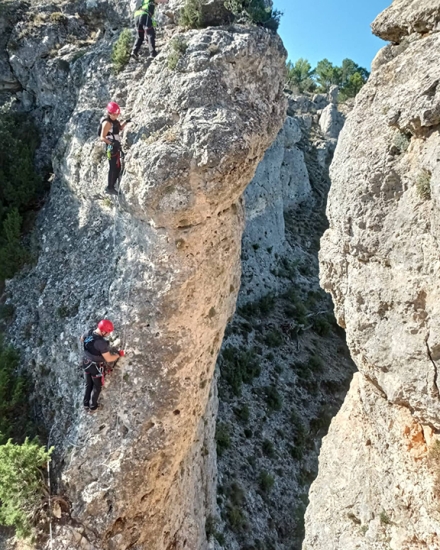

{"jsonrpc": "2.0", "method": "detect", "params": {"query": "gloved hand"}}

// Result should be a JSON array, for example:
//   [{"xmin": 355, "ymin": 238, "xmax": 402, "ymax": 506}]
[{"xmin": 118, "ymin": 350, "xmax": 125, "ymax": 357}]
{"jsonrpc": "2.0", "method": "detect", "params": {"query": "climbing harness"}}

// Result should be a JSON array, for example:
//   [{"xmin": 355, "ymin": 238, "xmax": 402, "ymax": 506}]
[{"xmin": 82, "ymin": 358, "xmax": 114, "ymax": 386}]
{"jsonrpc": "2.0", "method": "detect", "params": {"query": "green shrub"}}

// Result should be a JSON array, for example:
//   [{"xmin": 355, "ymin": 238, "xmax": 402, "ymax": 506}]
[
  {"xmin": 258, "ymin": 470, "xmax": 274, "ymax": 493},
  {"xmin": 307, "ymin": 354, "xmax": 324, "ymax": 373},
  {"xmin": 0, "ymin": 210, "xmax": 29, "ymax": 280},
  {"xmin": 312, "ymin": 315, "xmax": 332, "ymax": 336},
  {"xmin": 0, "ymin": 303, "xmax": 15, "ymax": 321},
  {"xmin": 234, "ymin": 404, "xmax": 250, "ymax": 422},
  {"xmin": 172, "ymin": 35, "xmax": 189, "ymax": 54},
  {"xmin": 0, "ymin": 438, "xmax": 52, "ymax": 538},
  {"xmin": 226, "ymin": 505, "xmax": 247, "ymax": 531},
  {"xmin": 238, "ymin": 293, "xmax": 276, "ymax": 319},
  {"xmin": 57, "ymin": 304, "xmax": 69, "ymax": 318},
  {"xmin": 168, "ymin": 36, "xmax": 188, "ymax": 70},
  {"xmin": 224, "ymin": 0, "xmax": 282, "ymax": 31},
  {"xmin": 264, "ymin": 385, "xmax": 282, "ymax": 412},
  {"xmin": 111, "ymin": 28, "xmax": 132, "ymax": 73},
  {"xmin": 380, "ymin": 511, "xmax": 391, "ymax": 525},
  {"xmin": 293, "ymin": 500, "xmax": 307, "ymax": 540},
  {"xmin": 290, "ymin": 411, "xmax": 307, "ymax": 447},
  {"xmin": 227, "ymin": 481, "xmax": 244, "ymax": 506},
  {"xmin": 180, "ymin": 0, "xmax": 204, "ymax": 28},
  {"xmin": 416, "ymin": 169, "xmax": 431, "ymax": 200},
  {"xmin": 206, "ymin": 515, "xmax": 224, "ymax": 543},
  {"xmin": 262, "ymin": 439, "xmax": 275, "ymax": 458},
  {"xmin": 216, "ymin": 423, "xmax": 231, "ymax": 456},
  {"xmin": 264, "ymin": 328, "xmax": 283, "ymax": 348},
  {"xmin": 0, "ymin": 109, "xmax": 41, "ymax": 282},
  {"xmin": 220, "ymin": 346, "xmax": 261, "ymax": 395},
  {"xmin": 393, "ymin": 131, "xmax": 411, "ymax": 154},
  {"xmin": 288, "ymin": 444, "xmax": 303, "ymax": 460},
  {"xmin": 0, "ymin": 337, "xmax": 35, "ymax": 444},
  {"xmin": 309, "ymin": 407, "xmax": 332, "ymax": 434}
]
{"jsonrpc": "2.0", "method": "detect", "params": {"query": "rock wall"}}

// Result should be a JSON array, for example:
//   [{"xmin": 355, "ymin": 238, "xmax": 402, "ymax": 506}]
[
  {"xmin": 304, "ymin": 1, "xmax": 440, "ymax": 548},
  {"xmin": 214, "ymin": 94, "xmax": 355, "ymax": 549},
  {"xmin": 1, "ymin": 1, "xmax": 286, "ymax": 548}
]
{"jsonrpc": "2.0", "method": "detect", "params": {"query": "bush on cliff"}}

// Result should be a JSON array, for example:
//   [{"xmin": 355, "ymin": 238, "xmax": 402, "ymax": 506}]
[
  {"xmin": 0, "ymin": 336, "xmax": 36, "ymax": 444},
  {"xmin": 179, "ymin": 0, "xmax": 205, "ymax": 28},
  {"xmin": 224, "ymin": 0, "xmax": 282, "ymax": 31},
  {"xmin": 0, "ymin": 438, "xmax": 52, "ymax": 538},
  {"xmin": 111, "ymin": 28, "xmax": 132, "ymax": 73},
  {"xmin": 0, "ymin": 336, "xmax": 51, "ymax": 538},
  {"xmin": 0, "ymin": 108, "xmax": 42, "ymax": 281}
]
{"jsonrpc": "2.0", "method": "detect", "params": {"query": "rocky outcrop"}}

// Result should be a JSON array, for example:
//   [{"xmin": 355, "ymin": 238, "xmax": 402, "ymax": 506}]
[
  {"xmin": 238, "ymin": 116, "xmax": 311, "ymax": 303},
  {"xmin": 304, "ymin": 1, "xmax": 440, "ymax": 549},
  {"xmin": 372, "ymin": 0, "xmax": 440, "ymax": 43},
  {"xmin": 2, "ymin": 1, "xmax": 286, "ymax": 548}
]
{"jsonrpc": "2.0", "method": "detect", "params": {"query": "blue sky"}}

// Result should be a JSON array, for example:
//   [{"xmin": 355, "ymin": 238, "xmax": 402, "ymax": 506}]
[{"xmin": 275, "ymin": 0, "xmax": 391, "ymax": 70}]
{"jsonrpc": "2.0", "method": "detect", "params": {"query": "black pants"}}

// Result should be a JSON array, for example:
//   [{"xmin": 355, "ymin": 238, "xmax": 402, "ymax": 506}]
[
  {"xmin": 133, "ymin": 14, "xmax": 156, "ymax": 55},
  {"xmin": 108, "ymin": 151, "xmax": 121, "ymax": 190},
  {"xmin": 83, "ymin": 373, "xmax": 102, "ymax": 410}
]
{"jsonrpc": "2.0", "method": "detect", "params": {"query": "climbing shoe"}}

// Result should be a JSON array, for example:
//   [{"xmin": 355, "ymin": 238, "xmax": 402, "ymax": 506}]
[
  {"xmin": 150, "ymin": 50, "xmax": 158, "ymax": 58},
  {"xmin": 105, "ymin": 187, "xmax": 118, "ymax": 195},
  {"xmin": 131, "ymin": 51, "xmax": 139, "ymax": 60}
]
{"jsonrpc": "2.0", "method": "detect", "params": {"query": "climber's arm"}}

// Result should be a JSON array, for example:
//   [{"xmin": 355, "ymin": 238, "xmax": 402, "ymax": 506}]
[{"xmin": 102, "ymin": 350, "xmax": 121, "ymax": 363}]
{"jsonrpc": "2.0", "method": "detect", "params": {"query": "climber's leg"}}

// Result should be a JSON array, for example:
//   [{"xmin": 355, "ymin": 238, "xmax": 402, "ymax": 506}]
[
  {"xmin": 89, "ymin": 376, "xmax": 102, "ymax": 410},
  {"xmin": 132, "ymin": 14, "xmax": 145, "ymax": 56},
  {"xmin": 83, "ymin": 373, "xmax": 93, "ymax": 408},
  {"xmin": 106, "ymin": 152, "xmax": 120, "ymax": 194},
  {"xmin": 146, "ymin": 27, "xmax": 157, "ymax": 57}
]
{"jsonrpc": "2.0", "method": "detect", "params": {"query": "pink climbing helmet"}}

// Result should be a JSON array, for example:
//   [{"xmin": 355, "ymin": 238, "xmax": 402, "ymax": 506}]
[{"xmin": 106, "ymin": 101, "xmax": 120, "ymax": 115}]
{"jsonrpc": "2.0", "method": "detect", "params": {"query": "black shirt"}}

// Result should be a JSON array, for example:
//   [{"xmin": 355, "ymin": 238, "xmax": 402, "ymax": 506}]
[{"xmin": 82, "ymin": 330, "xmax": 110, "ymax": 363}]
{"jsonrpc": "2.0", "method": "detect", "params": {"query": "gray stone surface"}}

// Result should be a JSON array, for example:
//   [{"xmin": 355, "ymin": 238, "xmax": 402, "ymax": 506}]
[
  {"xmin": 372, "ymin": 0, "xmax": 440, "ymax": 43},
  {"xmin": 239, "ymin": 116, "xmax": 311, "ymax": 303},
  {"xmin": 305, "ymin": 1, "xmax": 440, "ymax": 548},
  {"xmin": 319, "ymin": 103, "xmax": 344, "ymax": 140}
]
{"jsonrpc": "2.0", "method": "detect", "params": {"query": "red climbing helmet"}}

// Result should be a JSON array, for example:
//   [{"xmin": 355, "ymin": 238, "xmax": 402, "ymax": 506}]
[
  {"xmin": 98, "ymin": 319, "xmax": 114, "ymax": 333},
  {"xmin": 106, "ymin": 101, "xmax": 120, "ymax": 115}
]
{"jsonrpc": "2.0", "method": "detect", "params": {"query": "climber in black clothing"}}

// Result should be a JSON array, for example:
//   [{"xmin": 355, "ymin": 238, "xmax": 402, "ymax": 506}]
[
  {"xmin": 81, "ymin": 319, "xmax": 125, "ymax": 412},
  {"xmin": 132, "ymin": 0, "xmax": 168, "ymax": 59},
  {"xmin": 100, "ymin": 101, "xmax": 130, "ymax": 195}
]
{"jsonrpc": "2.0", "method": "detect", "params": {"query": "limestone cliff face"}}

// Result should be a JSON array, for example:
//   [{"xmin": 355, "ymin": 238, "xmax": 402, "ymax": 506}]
[
  {"xmin": 304, "ymin": 1, "xmax": 440, "ymax": 549},
  {"xmin": 2, "ymin": 1, "xmax": 286, "ymax": 548}
]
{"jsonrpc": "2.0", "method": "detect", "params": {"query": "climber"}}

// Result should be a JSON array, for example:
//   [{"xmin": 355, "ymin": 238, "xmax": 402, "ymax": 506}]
[
  {"xmin": 81, "ymin": 319, "xmax": 125, "ymax": 412},
  {"xmin": 131, "ymin": 0, "xmax": 168, "ymax": 60},
  {"xmin": 100, "ymin": 101, "xmax": 130, "ymax": 195}
]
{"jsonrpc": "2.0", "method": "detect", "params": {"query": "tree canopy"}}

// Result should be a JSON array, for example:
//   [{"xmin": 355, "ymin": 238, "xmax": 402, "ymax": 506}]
[{"xmin": 286, "ymin": 57, "xmax": 370, "ymax": 101}]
